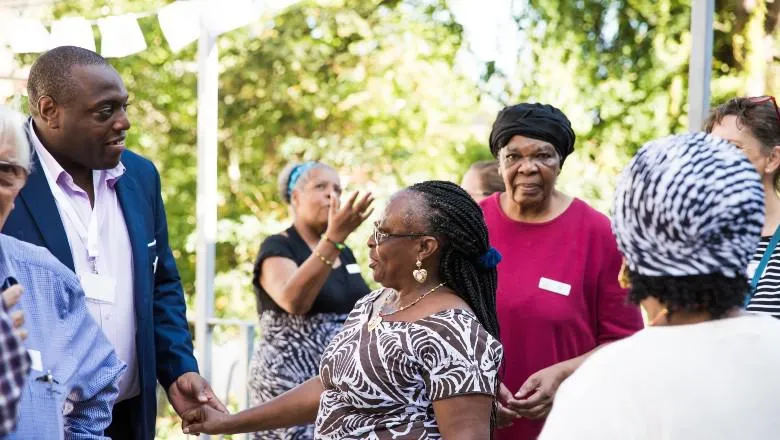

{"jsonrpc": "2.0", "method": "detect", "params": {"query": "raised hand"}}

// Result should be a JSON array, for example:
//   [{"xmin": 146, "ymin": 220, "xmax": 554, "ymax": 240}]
[{"xmin": 325, "ymin": 191, "xmax": 374, "ymax": 243}]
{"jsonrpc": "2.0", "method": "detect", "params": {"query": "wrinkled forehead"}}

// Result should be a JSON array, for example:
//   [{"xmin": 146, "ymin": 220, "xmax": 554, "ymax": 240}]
[
  {"xmin": 298, "ymin": 165, "xmax": 340, "ymax": 189},
  {"xmin": 378, "ymin": 190, "xmax": 427, "ymax": 229},
  {"xmin": 500, "ymin": 135, "xmax": 556, "ymax": 155}
]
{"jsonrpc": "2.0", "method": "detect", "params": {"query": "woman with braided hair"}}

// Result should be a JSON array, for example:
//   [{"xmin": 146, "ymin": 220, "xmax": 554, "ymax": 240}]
[
  {"xmin": 483, "ymin": 103, "xmax": 643, "ymax": 439},
  {"xmin": 539, "ymin": 133, "xmax": 780, "ymax": 440},
  {"xmin": 182, "ymin": 180, "xmax": 504, "ymax": 439}
]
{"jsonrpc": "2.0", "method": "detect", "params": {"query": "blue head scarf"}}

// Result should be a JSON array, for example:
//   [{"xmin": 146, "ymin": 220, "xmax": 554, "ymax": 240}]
[{"xmin": 287, "ymin": 161, "xmax": 318, "ymax": 199}]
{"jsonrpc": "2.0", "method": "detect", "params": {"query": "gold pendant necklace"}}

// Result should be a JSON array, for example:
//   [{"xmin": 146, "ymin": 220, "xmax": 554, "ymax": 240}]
[{"xmin": 367, "ymin": 283, "xmax": 445, "ymax": 332}]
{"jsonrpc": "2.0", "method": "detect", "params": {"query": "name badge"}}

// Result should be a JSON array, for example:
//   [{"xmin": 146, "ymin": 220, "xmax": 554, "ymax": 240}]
[
  {"xmin": 79, "ymin": 272, "xmax": 117, "ymax": 304},
  {"xmin": 539, "ymin": 277, "xmax": 571, "ymax": 296},
  {"xmin": 28, "ymin": 349, "xmax": 43, "ymax": 371},
  {"xmin": 346, "ymin": 264, "xmax": 361, "ymax": 274}
]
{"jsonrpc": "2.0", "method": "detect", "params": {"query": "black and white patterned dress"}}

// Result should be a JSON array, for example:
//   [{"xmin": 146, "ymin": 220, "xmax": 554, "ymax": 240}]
[
  {"xmin": 316, "ymin": 289, "xmax": 503, "ymax": 439},
  {"xmin": 249, "ymin": 226, "xmax": 370, "ymax": 439},
  {"xmin": 747, "ymin": 235, "xmax": 780, "ymax": 318}
]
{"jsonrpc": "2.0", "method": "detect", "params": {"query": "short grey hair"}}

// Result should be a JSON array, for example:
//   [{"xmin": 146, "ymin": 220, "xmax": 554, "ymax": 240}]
[{"xmin": 0, "ymin": 105, "xmax": 31, "ymax": 172}]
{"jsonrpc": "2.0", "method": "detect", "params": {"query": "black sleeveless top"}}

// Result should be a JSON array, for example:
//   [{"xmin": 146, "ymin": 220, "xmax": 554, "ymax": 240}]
[{"xmin": 252, "ymin": 226, "xmax": 370, "ymax": 315}]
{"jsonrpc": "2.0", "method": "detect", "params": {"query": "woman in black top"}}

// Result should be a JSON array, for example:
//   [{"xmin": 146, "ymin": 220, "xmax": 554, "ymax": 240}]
[{"xmin": 248, "ymin": 161, "xmax": 373, "ymax": 440}]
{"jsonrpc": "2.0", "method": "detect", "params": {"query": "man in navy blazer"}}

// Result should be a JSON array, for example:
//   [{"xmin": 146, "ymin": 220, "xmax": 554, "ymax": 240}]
[{"xmin": 3, "ymin": 46, "xmax": 227, "ymax": 439}]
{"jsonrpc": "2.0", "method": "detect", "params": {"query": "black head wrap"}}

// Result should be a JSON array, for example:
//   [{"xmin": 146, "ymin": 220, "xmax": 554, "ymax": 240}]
[{"xmin": 488, "ymin": 103, "xmax": 576, "ymax": 166}]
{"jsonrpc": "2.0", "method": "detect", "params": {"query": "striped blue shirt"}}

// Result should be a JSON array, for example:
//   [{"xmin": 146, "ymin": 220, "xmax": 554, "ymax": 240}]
[{"xmin": 0, "ymin": 234, "xmax": 126, "ymax": 440}]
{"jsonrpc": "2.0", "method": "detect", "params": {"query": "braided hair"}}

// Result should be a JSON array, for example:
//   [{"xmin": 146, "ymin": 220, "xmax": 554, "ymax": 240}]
[
  {"xmin": 408, "ymin": 180, "xmax": 500, "ymax": 339},
  {"xmin": 408, "ymin": 180, "xmax": 501, "ymax": 438}
]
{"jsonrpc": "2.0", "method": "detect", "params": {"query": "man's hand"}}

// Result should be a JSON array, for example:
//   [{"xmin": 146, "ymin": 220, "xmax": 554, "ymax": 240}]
[
  {"xmin": 167, "ymin": 372, "xmax": 228, "ymax": 418},
  {"xmin": 507, "ymin": 361, "xmax": 573, "ymax": 420},
  {"xmin": 2, "ymin": 285, "xmax": 26, "ymax": 341}
]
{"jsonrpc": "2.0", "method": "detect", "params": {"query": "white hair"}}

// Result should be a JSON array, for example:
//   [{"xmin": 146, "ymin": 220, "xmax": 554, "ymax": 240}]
[{"xmin": 0, "ymin": 105, "xmax": 31, "ymax": 172}]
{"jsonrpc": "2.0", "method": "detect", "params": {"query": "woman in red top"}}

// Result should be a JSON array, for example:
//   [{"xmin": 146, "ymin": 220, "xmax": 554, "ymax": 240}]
[{"xmin": 482, "ymin": 103, "xmax": 644, "ymax": 439}]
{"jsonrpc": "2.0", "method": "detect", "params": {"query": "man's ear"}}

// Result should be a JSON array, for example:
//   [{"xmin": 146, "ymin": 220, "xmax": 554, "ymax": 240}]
[{"xmin": 37, "ymin": 96, "xmax": 60, "ymax": 129}]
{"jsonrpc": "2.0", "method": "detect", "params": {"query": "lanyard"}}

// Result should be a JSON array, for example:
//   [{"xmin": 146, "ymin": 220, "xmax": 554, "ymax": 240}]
[
  {"xmin": 37, "ymin": 156, "xmax": 102, "ymax": 274},
  {"xmin": 747, "ymin": 225, "xmax": 780, "ymax": 307}
]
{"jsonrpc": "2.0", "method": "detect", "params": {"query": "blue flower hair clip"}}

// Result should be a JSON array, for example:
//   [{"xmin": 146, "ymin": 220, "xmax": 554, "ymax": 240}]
[{"xmin": 478, "ymin": 247, "xmax": 502, "ymax": 269}]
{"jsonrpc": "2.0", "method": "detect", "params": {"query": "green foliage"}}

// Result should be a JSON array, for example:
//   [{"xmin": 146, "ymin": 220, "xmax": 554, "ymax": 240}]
[
  {"xmin": 18, "ymin": 2, "xmax": 488, "ymax": 435},
  {"xmin": 13, "ymin": 1, "xmax": 779, "ymax": 436},
  {"xmin": 493, "ymin": 0, "xmax": 778, "ymax": 212},
  {"xmin": 26, "ymin": 0, "xmax": 486, "ymax": 325}
]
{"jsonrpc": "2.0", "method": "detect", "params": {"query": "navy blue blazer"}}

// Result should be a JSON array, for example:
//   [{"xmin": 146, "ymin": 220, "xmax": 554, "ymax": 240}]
[{"xmin": 4, "ymin": 148, "xmax": 199, "ymax": 440}]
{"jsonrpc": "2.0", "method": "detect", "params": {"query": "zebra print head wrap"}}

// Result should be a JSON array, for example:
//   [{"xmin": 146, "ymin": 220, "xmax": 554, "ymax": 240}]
[{"xmin": 612, "ymin": 133, "xmax": 765, "ymax": 278}]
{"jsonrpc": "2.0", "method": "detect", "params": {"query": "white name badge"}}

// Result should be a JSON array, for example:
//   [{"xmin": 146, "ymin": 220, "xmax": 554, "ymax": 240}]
[
  {"xmin": 79, "ymin": 272, "xmax": 117, "ymax": 304},
  {"xmin": 346, "ymin": 264, "xmax": 361, "ymax": 274},
  {"xmin": 28, "ymin": 349, "xmax": 43, "ymax": 372},
  {"xmin": 539, "ymin": 277, "xmax": 571, "ymax": 296}
]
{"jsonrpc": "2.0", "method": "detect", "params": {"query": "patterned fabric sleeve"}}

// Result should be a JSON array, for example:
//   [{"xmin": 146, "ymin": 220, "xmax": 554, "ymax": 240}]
[
  {"xmin": 0, "ymin": 301, "xmax": 30, "ymax": 436},
  {"xmin": 413, "ymin": 311, "xmax": 503, "ymax": 401}
]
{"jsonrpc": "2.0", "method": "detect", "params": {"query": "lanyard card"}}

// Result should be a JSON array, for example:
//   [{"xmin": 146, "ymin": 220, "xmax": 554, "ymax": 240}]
[{"xmin": 79, "ymin": 272, "xmax": 117, "ymax": 304}]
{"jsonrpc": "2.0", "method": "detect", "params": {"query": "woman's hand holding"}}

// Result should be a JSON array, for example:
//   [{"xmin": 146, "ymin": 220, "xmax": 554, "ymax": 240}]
[
  {"xmin": 325, "ymin": 191, "xmax": 374, "ymax": 243},
  {"xmin": 507, "ymin": 361, "xmax": 574, "ymax": 420},
  {"xmin": 182, "ymin": 405, "xmax": 233, "ymax": 435},
  {"xmin": 496, "ymin": 382, "xmax": 521, "ymax": 428}
]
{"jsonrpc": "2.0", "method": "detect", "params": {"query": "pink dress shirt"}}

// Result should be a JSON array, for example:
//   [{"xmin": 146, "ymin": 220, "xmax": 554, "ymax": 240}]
[{"xmin": 30, "ymin": 123, "xmax": 139, "ymax": 401}]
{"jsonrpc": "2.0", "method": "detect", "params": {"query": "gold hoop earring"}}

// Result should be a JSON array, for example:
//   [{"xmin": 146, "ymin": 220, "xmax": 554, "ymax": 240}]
[{"xmin": 413, "ymin": 259, "xmax": 427, "ymax": 284}]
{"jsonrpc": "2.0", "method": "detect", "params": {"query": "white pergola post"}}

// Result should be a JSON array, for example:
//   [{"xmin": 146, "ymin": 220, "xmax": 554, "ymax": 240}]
[
  {"xmin": 195, "ymin": 20, "xmax": 218, "ymax": 390},
  {"xmin": 687, "ymin": 0, "xmax": 715, "ymax": 131}
]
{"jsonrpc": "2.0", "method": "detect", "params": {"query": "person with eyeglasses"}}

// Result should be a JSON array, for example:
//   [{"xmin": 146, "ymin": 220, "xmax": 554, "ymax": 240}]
[
  {"xmin": 0, "ymin": 105, "xmax": 126, "ymax": 439},
  {"xmin": 0, "ymin": 106, "xmax": 32, "ymax": 438},
  {"xmin": 181, "ymin": 181, "xmax": 504, "ymax": 440},
  {"xmin": 461, "ymin": 160, "xmax": 505, "ymax": 203},
  {"xmin": 483, "ymin": 103, "xmax": 644, "ymax": 439},
  {"xmin": 706, "ymin": 96, "xmax": 780, "ymax": 319},
  {"xmin": 247, "ymin": 161, "xmax": 372, "ymax": 439}
]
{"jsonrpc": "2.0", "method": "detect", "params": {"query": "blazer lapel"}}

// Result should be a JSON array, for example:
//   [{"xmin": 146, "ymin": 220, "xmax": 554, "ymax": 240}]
[
  {"xmin": 114, "ymin": 171, "xmax": 149, "ymax": 321},
  {"xmin": 19, "ymin": 153, "xmax": 75, "ymax": 270}
]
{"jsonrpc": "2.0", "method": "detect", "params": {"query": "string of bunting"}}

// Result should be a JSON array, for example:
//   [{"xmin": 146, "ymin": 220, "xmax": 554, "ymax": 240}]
[{"xmin": 2, "ymin": 0, "xmax": 300, "ymax": 57}]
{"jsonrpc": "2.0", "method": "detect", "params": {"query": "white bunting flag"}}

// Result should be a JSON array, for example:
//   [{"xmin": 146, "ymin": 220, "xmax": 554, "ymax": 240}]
[
  {"xmin": 98, "ymin": 14, "xmax": 148, "ymax": 58},
  {"xmin": 50, "ymin": 17, "xmax": 96, "ymax": 51}
]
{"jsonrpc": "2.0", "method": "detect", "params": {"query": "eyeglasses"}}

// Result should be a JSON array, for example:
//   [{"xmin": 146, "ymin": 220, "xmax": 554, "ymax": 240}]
[
  {"xmin": 372, "ymin": 222, "xmax": 428, "ymax": 245},
  {"xmin": 748, "ymin": 95, "xmax": 780, "ymax": 124}
]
